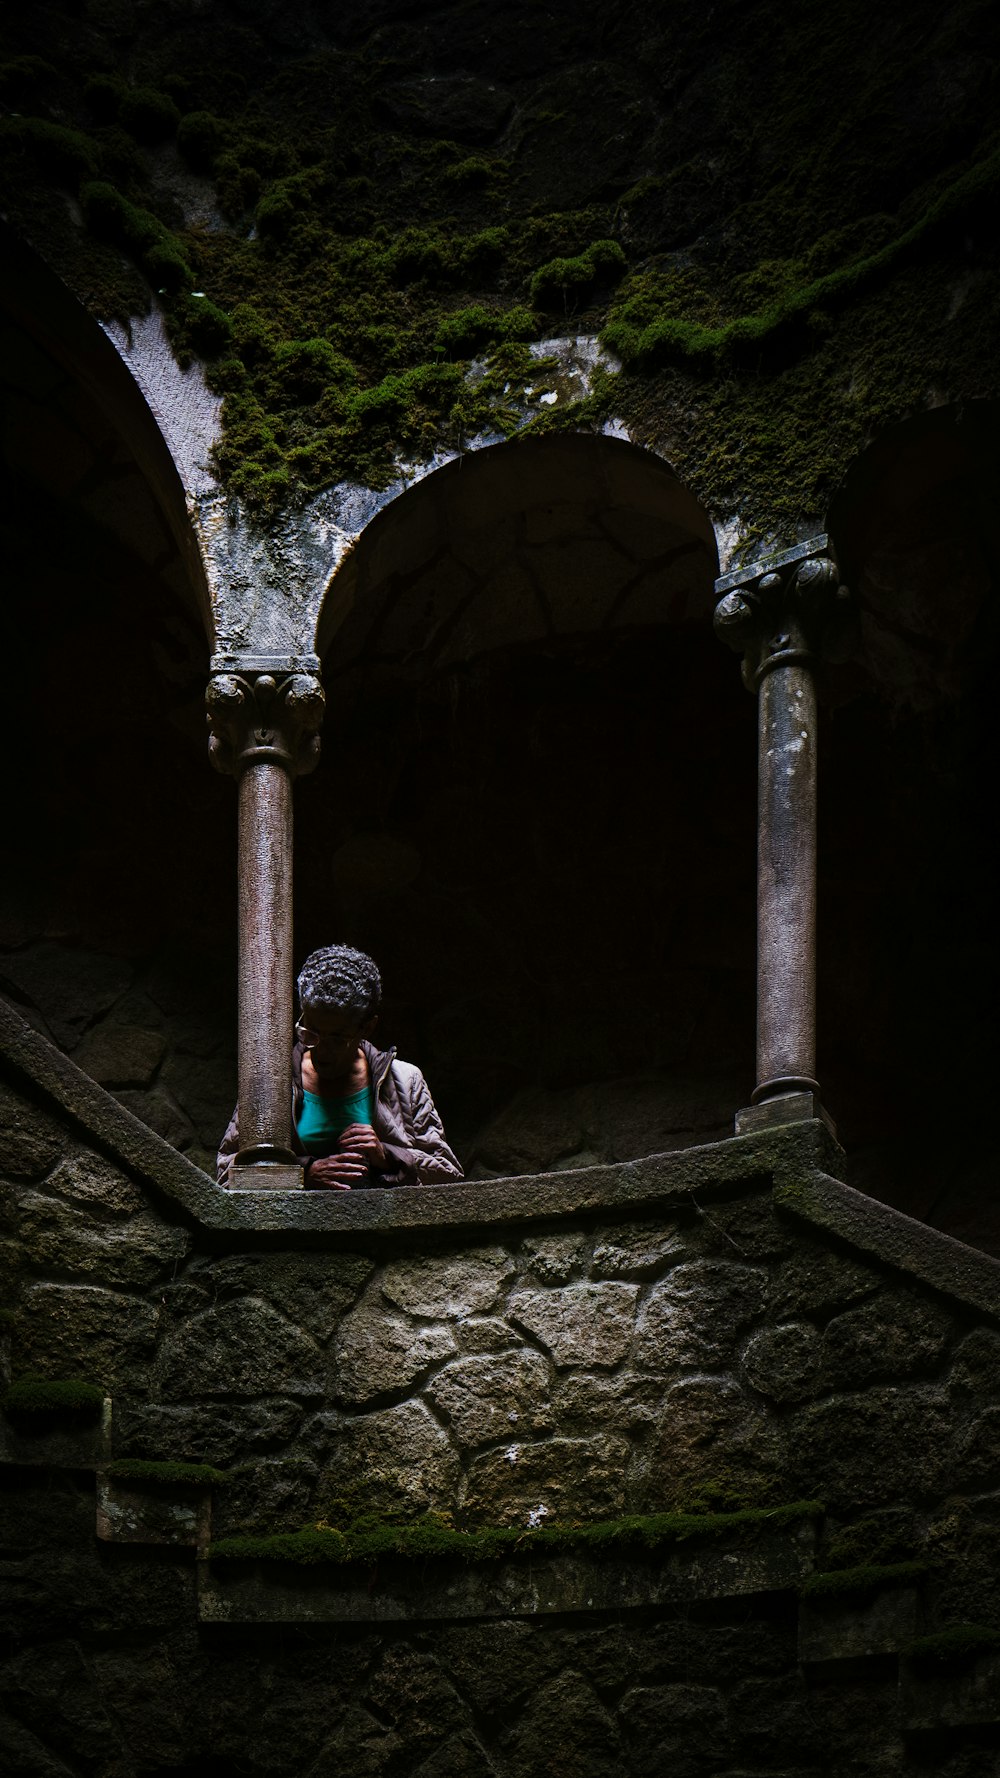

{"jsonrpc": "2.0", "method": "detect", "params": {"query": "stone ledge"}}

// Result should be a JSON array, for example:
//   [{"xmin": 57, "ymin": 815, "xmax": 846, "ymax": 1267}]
[
  {"xmin": 774, "ymin": 1170, "xmax": 1000, "ymax": 1326},
  {"xmin": 7, "ymin": 993, "xmax": 1000, "ymax": 1321},
  {"xmin": 197, "ymin": 1516, "xmax": 817, "ymax": 1624},
  {"xmin": 2, "ymin": 990, "xmax": 826, "ymax": 1238}
]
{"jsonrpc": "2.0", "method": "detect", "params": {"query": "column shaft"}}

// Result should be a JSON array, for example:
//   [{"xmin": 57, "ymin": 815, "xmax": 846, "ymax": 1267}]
[
  {"xmin": 755, "ymin": 659, "xmax": 818, "ymax": 1096},
  {"xmin": 236, "ymin": 759, "xmax": 295, "ymax": 1161}
]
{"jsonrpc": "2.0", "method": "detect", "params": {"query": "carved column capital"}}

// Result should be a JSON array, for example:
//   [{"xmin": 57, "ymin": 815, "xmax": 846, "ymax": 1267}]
[
  {"xmin": 206, "ymin": 662, "xmax": 325, "ymax": 778},
  {"xmin": 713, "ymin": 534, "xmax": 855, "ymax": 691}
]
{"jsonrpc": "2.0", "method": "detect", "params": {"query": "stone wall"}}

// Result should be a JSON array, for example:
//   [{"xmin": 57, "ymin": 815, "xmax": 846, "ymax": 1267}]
[{"xmin": 4, "ymin": 1000, "xmax": 1000, "ymax": 1774}]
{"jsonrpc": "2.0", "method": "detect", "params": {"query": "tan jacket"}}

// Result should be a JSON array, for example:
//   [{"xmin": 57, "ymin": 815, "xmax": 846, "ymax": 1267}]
[{"xmin": 216, "ymin": 1038, "xmax": 463, "ymax": 1188}]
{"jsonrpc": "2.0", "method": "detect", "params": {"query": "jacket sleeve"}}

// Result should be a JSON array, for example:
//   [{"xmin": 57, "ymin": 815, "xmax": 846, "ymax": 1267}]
[
  {"xmin": 216, "ymin": 1104, "xmax": 239, "ymax": 1185},
  {"xmin": 379, "ymin": 1064, "xmax": 464, "ymax": 1187}
]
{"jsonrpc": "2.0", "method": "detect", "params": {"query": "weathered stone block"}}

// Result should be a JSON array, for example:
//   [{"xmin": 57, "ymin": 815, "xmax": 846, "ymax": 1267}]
[
  {"xmin": 16, "ymin": 1188, "xmax": 189, "ymax": 1287},
  {"xmin": 954, "ymin": 1407, "xmax": 1000, "ymax": 1486},
  {"xmin": 0, "ymin": 1392, "xmax": 111, "ymax": 1468},
  {"xmin": 194, "ymin": 1252, "xmax": 374, "ymax": 1342},
  {"xmin": 0, "ymin": 1081, "xmax": 65, "ymax": 1180},
  {"xmin": 71, "ymin": 1023, "xmax": 166, "ymax": 1088},
  {"xmin": 949, "ymin": 1326, "xmax": 1000, "ymax": 1397},
  {"xmin": 18, "ymin": 1283, "xmax": 158, "ymax": 1390},
  {"xmin": 504, "ymin": 1670, "xmax": 622, "ymax": 1778},
  {"xmin": 114, "ymin": 1398, "xmax": 305, "ymax": 1466},
  {"xmin": 787, "ymin": 1387, "xmax": 953, "ymax": 1508},
  {"xmin": 631, "ymin": 1375, "xmax": 782, "ymax": 1509},
  {"xmin": 1, "ymin": 942, "xmax": 132, "ymax": 1046},
  {"xmin": 381, "ymin": 1248, "xmax": 515, "ymax": 1318},
  {"xmin": 741, "ymin": 1322, "xmax": 823, "ymax": 1403},
  {"xmin": 455, "ymin": 1316, "xmax": 519, "ymax": 1353},
  {"xmin": 798, "ymin": 1585, "xmax": 919, "ymax": 1663},
  {"xmin": 426, "ymin": 1351, "xmax": 552, "ymax": 1448},
  {"xmin": 520, "ymin": 1232, "xmax": 586, "ymax": 1283},
  {"xmin": 619, "ymin": 1682, "xmax": 729, "ymax": 1778},
  {"xmin": 45, "ymin": 1151, "xmax": 146, "ymax": 1218},
  {"xmin": 112, "ymin": 1085, "xmax": 197, "ymax": 1150},
  {"xmin": 212, "ymin": 1457, "xmax": 320, "ymax": 1537},
  {"xmin": 95, "ymin": 1473, "xmax": 210, "ymax": 1546},
  {"xmin": 822, "ymin": 1288, "xmax": 952, "ymax": 1387},
  {"xmin": 698, "ymin": 1194, "xmax": 795, "ymax": 1261},
  {"xmin": 633, "ymin": 1261, "xmax": 767, "ymax": 1369},
  {"xmin": 552, "ymin": 1371, "xmax": 662, "ymax": 1437},
  {"xmin": 901, "ymin": 1649, "xmax": 1000, "ymax": 1729},
  {"xmin": 332, "ymin": 1289, "xmax": 456, "ymax": 1406},
  {"xmin": 320, "ymin": 1399, "xmax": 460, "ymax": 1519},
  {"xmin": 463, "ymin": 1433, "xmax": 629, "ymax": 1524},
  {"xmin": 158, "ymin": 1299, "xmax": 325, "ymax": 1399},
  {"xmin": 508, "ymin": 1283, "xmax": 638, "ymax": 1367},
  {"xmin": 768, "ymin": 1247, "xmax": 877, "ymax": 1319},
  {"xmin": 590, "ymin": 1221, "xmax": 685, "ymax": 1279}
]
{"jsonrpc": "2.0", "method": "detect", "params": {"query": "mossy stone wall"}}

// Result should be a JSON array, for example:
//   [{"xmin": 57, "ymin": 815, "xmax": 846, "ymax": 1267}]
[
  {"xmin": 4, "ymin": 1013, "xmax": 1000, "ymax": 1770},
  {"xmin": 3, "ymin": 0, "xmax": 1000, "ymax": 543}
]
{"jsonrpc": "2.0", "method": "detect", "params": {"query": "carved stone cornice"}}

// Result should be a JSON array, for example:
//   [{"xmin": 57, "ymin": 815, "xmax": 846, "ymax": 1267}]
[
  {"xmin": 206, "ymin": 665, "xmax": 325, "ymax": 777},
  {"xmin": 713, "ymin": 534, "xmax": 855, "ymax": 690}
]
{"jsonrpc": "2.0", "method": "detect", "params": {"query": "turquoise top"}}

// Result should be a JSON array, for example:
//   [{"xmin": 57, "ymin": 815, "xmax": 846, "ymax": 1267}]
[{"xmin": 296, "ymin": 1084, "xmax": 375, "ymax": 1156}]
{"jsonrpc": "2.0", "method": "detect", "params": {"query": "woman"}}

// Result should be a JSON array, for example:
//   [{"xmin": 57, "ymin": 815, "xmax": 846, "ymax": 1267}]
[{"xmin": 217, "ymin": 944, "xmax": 463, "ymax": 1188}]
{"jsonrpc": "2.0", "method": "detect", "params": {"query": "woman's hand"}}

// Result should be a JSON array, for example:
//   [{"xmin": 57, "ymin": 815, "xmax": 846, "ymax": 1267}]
[
  {"xmin": 306, "ymin": 1153, "xmax": 368, "ymax": 1190},
  {"xmin": 338, "ymin": 1123, "xmax": 387, "ymax": 1168}
]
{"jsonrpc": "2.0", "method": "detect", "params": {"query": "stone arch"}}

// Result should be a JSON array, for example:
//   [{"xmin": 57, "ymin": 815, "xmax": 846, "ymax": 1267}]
[
  {"xmin": 315, "ymin": 431, "xmax": 719, "ymax": 670},
  {"xmin": 299, "ymin": 432, "xmax": 756, "ymax": 1174},
  {"xmin": 0, "ymin": 227, "xmax": 235, "ymax": 1169},
  {"xmin": 0, "ymin": 221, "xmax": 212, "ymax": 639},
  {"xmin": 826, "ymin": 398, "xmax": 1000, "ymax": 710},
  {"xmin": 816, "ymin": 401, "xmax": 1000, "ymax": 1236}
]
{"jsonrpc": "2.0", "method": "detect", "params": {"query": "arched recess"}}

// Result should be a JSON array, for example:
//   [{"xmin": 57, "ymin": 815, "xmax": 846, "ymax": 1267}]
[
  {"xmin": 0, "ymin": 221, "xmax": 212, "ymax": 637},
  {"xmin": 300, "ymin": 432, "xmax": 759, "ymax": 1174},
  {"xmin": 820, "ymin": 402, "xmax": 1000, "ymax": 1249},
  {"xmin": 316, "ymin": 432, "xmax": 718, "ymax": 670},
  {"xmin": 0, "ymin": 225, "xmax": 235, "ymax": 1174}
]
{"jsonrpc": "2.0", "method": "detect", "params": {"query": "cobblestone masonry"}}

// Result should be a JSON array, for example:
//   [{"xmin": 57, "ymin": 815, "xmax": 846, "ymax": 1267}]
[{"xmin": 4, "ymin": 1001, "xmax": 1000, "ymax": 1775}]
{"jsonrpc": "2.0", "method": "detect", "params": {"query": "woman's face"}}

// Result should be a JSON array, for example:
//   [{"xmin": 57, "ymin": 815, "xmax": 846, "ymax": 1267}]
[{"xmin": 296, "ymin": 1002, "xmax": 370, "ymax": 1073}]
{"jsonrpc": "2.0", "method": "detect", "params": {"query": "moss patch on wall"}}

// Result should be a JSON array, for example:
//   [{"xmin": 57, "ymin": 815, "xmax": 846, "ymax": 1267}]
[
  {"xmin": 2, "ymin": 1376, "xmax": 104, "ymax": 1417},
  {"xmin": 2, "ymin": 0, "xmax": 999, "ymax": 539},
  {"xmin": 209, "ymin": 1500, "xmax": 822, "ymax": 1566},
  {"xmin": 105, "ymin": 1458, "xmax": 229, "ymax": 1487}
]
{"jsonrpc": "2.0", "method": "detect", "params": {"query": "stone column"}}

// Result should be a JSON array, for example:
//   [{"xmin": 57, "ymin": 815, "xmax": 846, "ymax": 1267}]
[
  {"xmin": 206, "ymin": 656, "xmax": 325, "ymax": 1188},
  {"xmin": 713, "ymin": 536, "xmax": 853, "ymax": 1136}
]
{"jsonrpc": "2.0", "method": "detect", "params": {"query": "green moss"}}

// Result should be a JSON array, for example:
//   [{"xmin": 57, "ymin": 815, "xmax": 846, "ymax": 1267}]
[
  {"xmin": 176, "ymin": 110, "xmax": 229, "ymax": 172},
  {"xmin": 118, "ymin": 88, "xmax": 180, "ymax": 146},
  {"xmin": 0, "ymin": 1307, "xmax": 17, "ymax": 1330},
  {"xmin": 3, "ymin": 1377, "xmax": 104, "ymax": 1417},
  {"xmin": 4, "ymin": 0, "xmax": 999, "ymax": 530},
  {"xmin": 821, "ymin": 1513, "xmax": 917, "ymax": 1572},
  {"xmin": 530, "ymin": 239, "xmax": 626, "ymax": 312},
  {"xmin": 0, "ymin": 55, "xmax": 57, "ymax": 103},
  {"xmin": 906, "ymin": 1625, "xmax": 1000, "ymax": 1668},
  {"xmin": 434, "ymin": 303, "xmax": 536, "ymax": 358},
  {"xmin": 84, "ymin": 74, "xmax": 127, "ymax": 123},
  {"xmin": 801, "ymin": 1560, "xmax": 928, "ymax": 1600},
  {"xmin": 602, "ymin": 144, "xmax": 1000, "ymax": 373},
  {"xmin": 0, "ymin": 118, "xmax": 99, "ymax": 185},
  {"xmin": 208, "ymin": 1500, "xmax": 823, "ymax": 1566},
  {"xmin": 81, "ymin": 181, "xmax": 193, "ymax": 293},
  {"xmin": 105, "ymin": 1459, "xmax": 230, "ymax": 1487}
]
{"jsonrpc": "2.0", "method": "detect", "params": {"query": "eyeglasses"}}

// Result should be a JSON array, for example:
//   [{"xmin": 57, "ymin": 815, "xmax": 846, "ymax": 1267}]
[{"xmin": 295, "ymin": 1019, "xmax": 360, "ymax": 1049}]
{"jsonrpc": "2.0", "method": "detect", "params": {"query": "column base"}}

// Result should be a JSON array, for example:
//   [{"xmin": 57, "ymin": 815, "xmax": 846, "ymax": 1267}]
[
  {"xmin": 735, "ymin": 1091, "xmax": 837, "ymax": 1140},
  {"xmin": 231, "ymin": 1161, "xmax": 305, "ymax": 1192}
]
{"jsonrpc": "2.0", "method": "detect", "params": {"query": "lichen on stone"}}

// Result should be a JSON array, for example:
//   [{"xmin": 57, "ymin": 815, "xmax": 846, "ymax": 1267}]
[{"xmin": 2, "ymin": 1375, "xmax": 105, "ymax": 1416}]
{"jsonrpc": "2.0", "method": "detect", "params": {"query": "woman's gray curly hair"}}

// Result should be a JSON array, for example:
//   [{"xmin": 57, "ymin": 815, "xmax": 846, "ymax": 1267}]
[{"xmin": 296, "ymin": 945, "xmax": 382, "ymax": 1022}]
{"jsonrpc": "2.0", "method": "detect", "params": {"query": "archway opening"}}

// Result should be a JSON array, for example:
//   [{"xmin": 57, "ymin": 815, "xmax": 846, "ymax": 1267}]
[
  {"xmin": 822, "ymin": 402, "xmax": 1000, "ymax": 1247},
  {"xmin": 303, "ymin": 434, "xmax": 756, "ymax": 1173},
  {"xmin": 0, "ymin": 250, "xmax": 235, "ymax": 1175}
]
